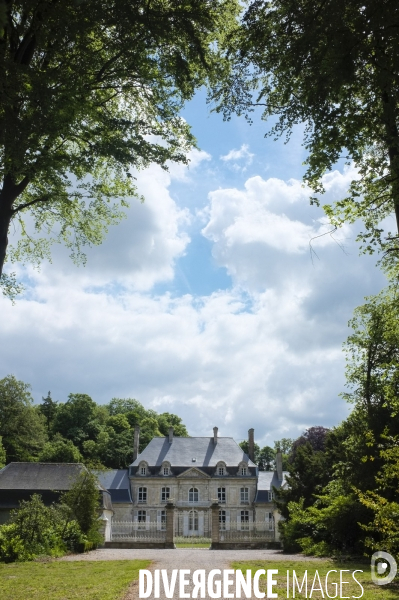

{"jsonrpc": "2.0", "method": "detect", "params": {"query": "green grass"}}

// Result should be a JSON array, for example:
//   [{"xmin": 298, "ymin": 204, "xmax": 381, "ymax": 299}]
[
  {"xmin": 175, "ymin": 542, "xmax": 210, "ymax": 548},
  {"xmin": 232, "ymin": 559, "xmax": 399, "ymax": 599},
  {"xmin": 0, "ymin": 559, "xmax": 150, "ymax": 600}
]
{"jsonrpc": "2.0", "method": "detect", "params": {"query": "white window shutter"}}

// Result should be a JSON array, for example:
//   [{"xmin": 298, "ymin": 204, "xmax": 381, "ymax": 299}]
[
  {"xmin": 226, "ymin": 511, "xmax": 230, "ymax": 531},
  {"xmin": 157, "ymin": 510, "xmax": 161, "ymax": 531},
  {"xmin": 236, "ymin": 512, "xmax": 241, "ymax": 531},
  {"xmin": 133, "ymin": 511, "xmax": 138, "ymax": 522},
  {"xmin": 249, "ymin": 511, "xmax": 254, "ymax": 530},
  {"xmin": 198, "ymin": 512, "xmax": 204, "ymax": 536}
]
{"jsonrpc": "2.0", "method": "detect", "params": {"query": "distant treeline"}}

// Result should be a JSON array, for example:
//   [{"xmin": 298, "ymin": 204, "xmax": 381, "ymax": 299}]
[{"xmin": 0, "ymin": 375, "xmax": 188, "ymax": 469}]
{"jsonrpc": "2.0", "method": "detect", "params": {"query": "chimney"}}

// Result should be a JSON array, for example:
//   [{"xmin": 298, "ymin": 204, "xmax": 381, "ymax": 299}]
[
  {"xmin": 276, "ymin": 447, "xmax": 283, "ymax": 481},
  {"xmin": 133, "ymin": 425, "xmax": 140, "ymax": 461},
  {"xmin": 213, "ymin": 427, "xmax": 218, "ymax": 444},
  {"xmin": 248, "ymin": 428, "xmax": 255, "ymax": 462},
  {"xmin": 169, "ymin": 426, "xmax": 174, "ymax": 443}
]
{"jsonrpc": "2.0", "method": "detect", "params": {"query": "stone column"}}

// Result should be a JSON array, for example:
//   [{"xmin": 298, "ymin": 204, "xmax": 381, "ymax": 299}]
[
  {"xmin": 165, "ymin": 501, "xmax": 175, "ymax": 549},
  {"xmin": 210, "ymin": 501, "xmax": 220, "ymax": 549}
]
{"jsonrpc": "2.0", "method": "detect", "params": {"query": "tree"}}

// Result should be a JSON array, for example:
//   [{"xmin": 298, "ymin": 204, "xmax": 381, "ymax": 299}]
[
  {"xmin": 0, "ymin": 435, "xmax": 6, "ymax": 468},
  {"xmin": 0, "ymin": 0, "xmax": 241, "ymax": 297},
  {"xmin": 258, "ymin": 446, "xmax": 275, "ymax": 471},
  {"xmin": 38, "ymin": 433, "xmax": 82, "ymax": 463},
  {"xmin": 239, "ymin": 440, "xmax": 261, "ymax": 463},
  {"xmin": 52, "ymin": 393, "xmax": 102, "ymax": 451},
  {"xmin": 38, "ymin": 391, "xmax": 58, "ymax": 433},
  {"xmin": 61, "ymin": 469, "xmax": 101, "ymax": 540},
  {"xmin": 0, "ymin": 374, "xmax": 47, "ymax": 461},
  {"xmin": 212, "ymin": 0, "xmax": 399, "ymax": 271}
]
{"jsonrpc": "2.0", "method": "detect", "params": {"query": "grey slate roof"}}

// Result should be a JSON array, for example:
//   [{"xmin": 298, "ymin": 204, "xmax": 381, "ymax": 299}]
[
  {"xmin": 131, "ymin": 437, "xmax": 256, "ymax": 468},
  {"xmin": 96, "ymin": 469, "xmax": 132, "ymax": 504},
  {"xmin": 0, "ymin": 463, "xmax": 86, "ymax": 490},
  {"xmin": 254, "ymin": 470, "xmax": 289, "ymax": 503},
  {"xmin": 0, "ymin": 463, "xmax": 113, "ymax": 511}
]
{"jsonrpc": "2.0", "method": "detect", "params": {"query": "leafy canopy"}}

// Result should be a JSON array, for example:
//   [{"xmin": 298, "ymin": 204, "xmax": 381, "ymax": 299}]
[
  {"xmin": 0, "ymin": 0, "xmax": 241, "ymax": 297},
  {"xmin": 212, "ymin": 0, "xmax": 399, "ymax": 273}
]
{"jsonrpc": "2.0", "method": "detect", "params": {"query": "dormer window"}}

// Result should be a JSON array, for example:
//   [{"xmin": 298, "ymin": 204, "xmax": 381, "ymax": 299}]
[
  {"xmin": 216, "ymin": 461, "xmax": 226, "ymax": 476},
  {"xmin": 139, "ymin": 461, "xmax": 148, "ymax": 476},
  {"xmin": 161, "ymin": 461, "xmax": 171, "ymax": 476},
  {"xmin": 241, "ymin": 467, "xmax": 247, "ymax": 476}
]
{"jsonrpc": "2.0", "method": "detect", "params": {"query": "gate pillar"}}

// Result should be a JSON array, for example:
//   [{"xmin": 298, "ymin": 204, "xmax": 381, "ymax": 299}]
[
  {"xmin": 166, "ymin": 500, "xmax": 175, "ymax": 548},
  {"xmin": 210, "ymin": 500, "xmax": 220, "ymax": 549}
]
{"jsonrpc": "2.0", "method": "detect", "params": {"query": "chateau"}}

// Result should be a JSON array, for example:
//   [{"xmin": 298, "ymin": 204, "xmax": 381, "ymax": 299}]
[
  {"xmin": 100, "ymin": 426, "xmax": 287, "ymax": 542},
  {"xmin": 0, "ymin": 426, "xmax": 288, "ymax": 545}
]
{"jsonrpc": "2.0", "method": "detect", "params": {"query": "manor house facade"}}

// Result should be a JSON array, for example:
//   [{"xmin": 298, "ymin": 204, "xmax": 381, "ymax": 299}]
[{"xmin": 102, "ymin": 426, "xmax": 287, "ymax": 541}]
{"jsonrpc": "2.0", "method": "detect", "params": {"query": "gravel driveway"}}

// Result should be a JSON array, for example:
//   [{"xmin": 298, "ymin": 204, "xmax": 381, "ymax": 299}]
[{"xmin": 60, "ymin": 548, "xmax": 322, "ymax": 599}]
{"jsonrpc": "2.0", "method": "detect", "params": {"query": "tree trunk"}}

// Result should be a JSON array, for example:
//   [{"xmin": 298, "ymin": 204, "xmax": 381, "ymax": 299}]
[{"xmin": 0, "ymin": 176, "xmax": 20, "ymax": 277}]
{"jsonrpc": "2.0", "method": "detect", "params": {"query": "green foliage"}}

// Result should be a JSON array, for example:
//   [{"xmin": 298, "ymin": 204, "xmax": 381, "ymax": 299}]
[
  {"xmin": 38, "ymin": 434, "xmax": 83, "ymax": 463},
  {"xmin": 0, "ymin": 435, "xmax": 5, "ymax": 468},
  {"xmin": 0, "ymin": 375, "xmax": 47, "ymax": 462},
  {"xmin": 61, "ymin": 470, "xmax": 101, "ymax": 542},
  {"xmin": 0, "ymin": 494, "xmax": 83, "ymax": 562},
  {"xmin": 38, "ymin": 392, "xmax": 58, "ymax": 433},
  {"xmin": 212, "ymin": 0, "xmax": 399, "ymax": 272},
  {"xmin": 279, "ymin": 288, "xmax": 399, "ymax": 556},
  {"xmin": 0, "ymin": 0, "xmax": 241, "ymax": 295}
]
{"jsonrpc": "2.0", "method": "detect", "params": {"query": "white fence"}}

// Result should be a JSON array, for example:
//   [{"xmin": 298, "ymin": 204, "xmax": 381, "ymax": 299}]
[
  {"xmin": 219, "ymin": 521, "xmax": 275, "ymax": 542},
  {"xmin": 111, "ymin": 521, "xmax": 166, "ymax": 542}
]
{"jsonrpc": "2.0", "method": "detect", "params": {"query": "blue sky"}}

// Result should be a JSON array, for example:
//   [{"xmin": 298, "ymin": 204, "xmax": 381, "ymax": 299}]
[{"xmin": 0, "ymin": 88, "xmax": 387, "ymax": 448}]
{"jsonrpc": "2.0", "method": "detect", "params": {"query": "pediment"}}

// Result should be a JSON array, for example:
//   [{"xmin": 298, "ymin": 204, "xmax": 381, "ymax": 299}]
[{"xmin": 177, "ymin": 467, "xmax": 210, "ymax": 479}]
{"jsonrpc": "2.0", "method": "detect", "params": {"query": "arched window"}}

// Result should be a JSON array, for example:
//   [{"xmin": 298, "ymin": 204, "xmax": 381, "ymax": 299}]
[
  {"xmin": 188, "ymin": 487, "xmax": 199, "ymax": 503},
  {"xmin": 139, "ymin": 462, "xmax": 147, "ymax": 476}
]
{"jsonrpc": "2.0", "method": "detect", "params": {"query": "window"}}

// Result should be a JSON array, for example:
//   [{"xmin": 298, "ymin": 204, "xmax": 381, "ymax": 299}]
[
  {"xmin": 138, "ymin": 510, "xmax": 146, "ymax": 529},
  {"xmin": 218, "ymin": 465, "xmax": 225, "ymax": 476},
  {"xmin": 219, "ymin": 509, "xmax": 226, "ymax": 530},
  {"xmin": 161, "ymin": 487, "xmax": 170, "ymax": 503},
  {"xmin": 267, "ymin": 512, "xmax": 275, "ymax": 531},
  {"xmin": 240, "ymin": 487, "xmax": 249, "ymax": 503},
  {"xmin": 188, "ymin": 487, "xmax": 199, "ymax": 503},
  {"xmin": 241, "ymin": 467, "xmax": 247, "ymax": 476},
  {"xmin": 189, "ymin": 510, "xmax": 198, "ymax": 531},
  {"xmin": 138, "ymin": 487, "xmax": 147, "ymax": 503},
  {"xmin": 218, "ymin": 487, "xmax": 226, "ymax": 503},
  {"xmin": 268, "ymin": 490, "xmax": 274, "ymax": 502},
  {"xmin": 140, "ymin": 465, "xmax": 146, "ymax": 476},
  {"xmin": 160, "ymin": 510, "xmax": 166, "ymax": 530},
  {"xmin": 240, "ymin": 510, "xmax": 249, "ymax": 530},
  {"xmin": 163, "ymin": 466, "xmax": 169, "ymax": 475}
]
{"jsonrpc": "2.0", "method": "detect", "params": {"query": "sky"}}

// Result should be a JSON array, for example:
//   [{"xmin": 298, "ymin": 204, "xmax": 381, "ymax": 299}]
[{"xmin": 0, "ymin": 89, "xmax": 388, "ymax": 448}]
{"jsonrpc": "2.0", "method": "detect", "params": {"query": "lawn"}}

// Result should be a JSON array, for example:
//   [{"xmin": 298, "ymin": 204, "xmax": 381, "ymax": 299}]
[
  {"xmin": 0, "ymin": 559, "xmax": 150, "ymax": 600},
  {"xmin": 232, "ymin": 559, "xmax": 399, "ymax": 599}
]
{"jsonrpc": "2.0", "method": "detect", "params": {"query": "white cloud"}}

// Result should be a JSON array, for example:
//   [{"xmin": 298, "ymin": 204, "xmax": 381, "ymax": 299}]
[
  {"xmin": 201, "ymin": 171, "xmax": 354, "ymax": 290},
  {"xmin": 220, "ymin": 144, "xmax": 254, "ymax": 172},
  {"xmin": 0, "ymin": 159, "xmax": 384, "ymax": 449}
]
